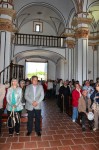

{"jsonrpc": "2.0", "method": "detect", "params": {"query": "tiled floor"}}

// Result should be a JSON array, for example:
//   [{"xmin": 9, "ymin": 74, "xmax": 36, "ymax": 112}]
[{"xmin": 0, "ymin": 99, "xmax": 99, "ymax": 150}]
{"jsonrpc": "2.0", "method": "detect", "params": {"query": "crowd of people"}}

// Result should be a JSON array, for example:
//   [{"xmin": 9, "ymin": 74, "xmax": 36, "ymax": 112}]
[
  {"xmin": 54, "ymin": 78, "xmax": 99, "ymax": 132},
  {"xmin": 0, "ymin": 77, "xmax": 99, "ymax": 137}
]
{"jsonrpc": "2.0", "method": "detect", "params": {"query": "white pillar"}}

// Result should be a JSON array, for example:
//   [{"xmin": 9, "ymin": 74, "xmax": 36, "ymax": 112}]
[
  {"xmin": 0, "ymin": 0, "xmax": 15, "ymax": 83},
  {"xmin": 56, "ymin": 59, "xmax": 64, "ymax": 80},
  {"xmin": 97, "ymin": 46, "xmax": 99, "ymax": 78},
  {"xmin": 77, "ymin": 38, "xmax": 88, "ymax": 85},
  {"xmin": 73, "ymin": 47, "xmax": 76, "ymax": 80},
  {"xmin": 64, "ymin": 48, "xmax": 75, "ymax": 81},
  {"xmin": 72, "ymin": 11, "xmax": 92, "ymax": 85},
  {"xmin": 68, "ymin": 48, "xmax": 72, "ymax": 81},
  {"xmin": 64, "ymin": 48, "xmax": 69, "ymax": 80},
  {"xmin": 88, "ymin": 46, "xmax": 94, "ymax": 80},
  {"xmin": 93, "ymin": 50, "xmax": 98, "ymax": 82}
]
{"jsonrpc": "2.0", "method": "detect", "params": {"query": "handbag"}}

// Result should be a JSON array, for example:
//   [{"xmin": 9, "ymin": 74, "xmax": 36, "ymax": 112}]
[
  {"xmin": 7, "ymin": 108, "xmax": 15, "ymax": 128},
  {"xmin": 92, "ymin": 95, "xmax": 99, "ymax": 111},
  {"xmin": 7, "ymin": 108, "xmax": 20, "ymax": 128}
]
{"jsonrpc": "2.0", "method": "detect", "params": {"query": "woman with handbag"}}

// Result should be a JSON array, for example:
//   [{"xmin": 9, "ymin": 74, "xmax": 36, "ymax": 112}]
[
  {"xmin": 6, "ymin": 78, "xmax": 23, "ymax": 136},
  {"xmin": 90, "ymin": 82, "xmax": 99, "ymax": 131}
]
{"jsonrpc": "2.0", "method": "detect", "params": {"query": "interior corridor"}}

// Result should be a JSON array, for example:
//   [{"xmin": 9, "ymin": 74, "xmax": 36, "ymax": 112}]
[{"xmin": 0, "ymin": 99, "xmax": 99, "ymax": 150}]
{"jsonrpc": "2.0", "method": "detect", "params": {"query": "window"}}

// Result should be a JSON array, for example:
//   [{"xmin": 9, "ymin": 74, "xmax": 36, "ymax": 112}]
[
  {"xmin": 33, "ymin": 21, "xmax": 43, "ymax": 32},
  {"xmin": 35, "ymin": 24, "xmax": 40, "ymax": 32}
]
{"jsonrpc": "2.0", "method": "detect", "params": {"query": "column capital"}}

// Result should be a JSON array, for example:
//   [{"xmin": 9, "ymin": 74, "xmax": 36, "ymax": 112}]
[
  {"xmin": 89, "ymin": 35, "xmax": 99, "ymax": 41},
  {"xmin": 0, "ymin": 18, "xmax": 16, "ymax": 32},
  {"xmin": 65, "ymin": 40, "xmax": 75, "ymax": 49},
  {"xmin": 75, "ymin": 27, "xmax": 89, "ymax": 38}
]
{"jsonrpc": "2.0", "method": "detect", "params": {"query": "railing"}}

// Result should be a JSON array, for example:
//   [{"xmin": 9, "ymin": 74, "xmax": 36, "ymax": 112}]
[
  {"xmin": 0, "ymin": 62, "xmax": 24, "ymax": 84},
  {"xmin": 15, "ymin": 33, "xmax": 66, "ymax": 48}
]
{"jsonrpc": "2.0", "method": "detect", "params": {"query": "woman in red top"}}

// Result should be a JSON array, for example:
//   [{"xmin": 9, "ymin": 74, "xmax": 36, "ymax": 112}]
[{"xmin": 72, "ymin": 81, "xmax": 82, "ymax": 122}]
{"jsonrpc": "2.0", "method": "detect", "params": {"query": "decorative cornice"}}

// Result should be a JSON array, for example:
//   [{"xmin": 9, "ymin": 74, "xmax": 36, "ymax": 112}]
[
  {"xmin": 0, "ymin": 0, "xmax": 14, "ymax": 6},
  {"xmin": 0, "ymin": 18, "xmax": 14, "ymax": 32},
  {"xmin": 89, "ymin": 35, "xmax": 99, "ymax": 41},
  {"xmin": 75, "ymin": 27, "xmax": 89, "ymax": 38},
  {"xmin": 62, "ymin": 33, "xmax": 75, "ymax": 38},
  {"xmin": 65, "ymin": 40, "xmax": 75, "ymax": 49},
  {"xmin": 0, "ymin": 8, "xmax": 16, "ymax": 18},
  {"xmin": 88, "ymin": 42, "xmax": 99, "ymax": 51},
  {"xmin": 71, "ymin": 17, "xmax": 93, "ymax": 27},
  {"xmin": 88, "ymin": 42, "xmax": 99, "ymax": 47}
]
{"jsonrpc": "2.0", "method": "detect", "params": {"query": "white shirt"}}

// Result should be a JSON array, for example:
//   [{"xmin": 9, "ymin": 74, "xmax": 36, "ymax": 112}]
[{"xmin": 33, "ymin": 85, "xmax": 37, "ymax": 100}]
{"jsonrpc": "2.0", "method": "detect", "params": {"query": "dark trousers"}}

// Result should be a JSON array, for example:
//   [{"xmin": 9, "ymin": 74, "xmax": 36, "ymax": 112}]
[
  {"xmin": 47, "ymin": 89, "xmax": 52, "ymax": 98},
  {"xmin": 79, "ymin": 112, "xmax": 93, "ymax": 129},
  {"xmin": 0, "ymin": 108, "xmax": 3, "ymax": 133},
  {"xmin": 27, "ymin": 109, "xmax": 41, "ymax": 133},
  {"xmin": 7, "ymin": 111, "xmax": 21, "ymax": 134}
]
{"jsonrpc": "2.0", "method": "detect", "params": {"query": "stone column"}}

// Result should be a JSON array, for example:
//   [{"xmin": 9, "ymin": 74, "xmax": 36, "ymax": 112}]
[
  {"xmin": 98, "ymin": 45, "xmax": 99, "ymax": 78},
  {"xmin": 72, "ymin": 13, "xmax": 92, "ymax": 85},
  {"xmin": 64, "ymin": 48, "xmax": 69, "ymax": 80},
  {"xmin": 56, "ymin": 59, "xmax": 65, "ymax": 80},
  {"xmin": 92, "ymin": 45, "xmax": 98, "ymax": 82},
  {"xmin": 63, "ymin": 28, "xmax": 75, "ymax": 81},
  {"xmin": 0, "ymin": 0, "xmax": 16, "ymax": 83}
]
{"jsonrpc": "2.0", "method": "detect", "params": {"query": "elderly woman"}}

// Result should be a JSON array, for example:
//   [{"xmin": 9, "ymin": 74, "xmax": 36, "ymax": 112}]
[
  {"xmin": 78, "ymin": 89, "xmax": 92, "ymax": 131},
  {"xmin": 6, "ymin": 78, "xmax": 23, "ymax": 136},
  {"xmin": 90, "ymin": 82, "xmax": 99, "ymax": 131}
]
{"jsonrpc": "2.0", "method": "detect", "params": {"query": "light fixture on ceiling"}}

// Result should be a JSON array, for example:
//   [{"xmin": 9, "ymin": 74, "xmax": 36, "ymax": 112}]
[{"xmin": 37, "ymin": 12, "xmax": 42, "ymax": 15}]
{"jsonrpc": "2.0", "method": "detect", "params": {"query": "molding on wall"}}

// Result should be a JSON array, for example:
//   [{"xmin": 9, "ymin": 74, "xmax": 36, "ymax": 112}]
[
  {"xmin": 0, "ymin": 8, "xmax": 16, "ymax": 18},
  {"xmin": 71, "ymin": 17, "xmax": 93, "ymax": 26}
]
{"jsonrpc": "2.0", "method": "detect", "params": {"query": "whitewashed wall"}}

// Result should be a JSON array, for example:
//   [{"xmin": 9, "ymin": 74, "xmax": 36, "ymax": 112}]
[
  {"xmin": 20, "ymin": 20, "xmax": 56, "ymax": 36},
  {"xmin": 56, "ymin": 59, "xmax": 64, "ymax": 80},
  {"xmin": 47, "ymin": 60, "xmax": 56, "ymax": 80}
]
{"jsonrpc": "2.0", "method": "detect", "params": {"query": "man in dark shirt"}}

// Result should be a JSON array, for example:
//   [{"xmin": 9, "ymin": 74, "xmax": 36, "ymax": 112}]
[{"xmin": 59, "ymin": 81, "xmax": 70, "ymax": 113}]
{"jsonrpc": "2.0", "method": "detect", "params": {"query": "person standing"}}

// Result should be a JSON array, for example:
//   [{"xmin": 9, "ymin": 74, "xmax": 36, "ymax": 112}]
[
  {"xmin": 25, "ymin": 76, "xmax": 44, "ymax": 136},
  {"xmin": 0, "ymin": 83, "xmax": 5, "ymax": 135},
  {"xmin": 78, "ymin": 89, "xmax": 92, "ymax": 131},
  {"xmin": 83, "ymin": 80, "xmax": 94, "ymax": 98},
  {"xmin": 6, "ymin": 78, "xmax": 23, "ymax": 136},
  {"xmin": 72, "ymin": 82, "xmax": 82, "ymax": 122},
  {"xmin": 91, "ymin": 82, "xmax": 99, "ymax": 131},
  {"xmin": 59, "ymin": 81, "xmax": 70, "ymax": 113}
]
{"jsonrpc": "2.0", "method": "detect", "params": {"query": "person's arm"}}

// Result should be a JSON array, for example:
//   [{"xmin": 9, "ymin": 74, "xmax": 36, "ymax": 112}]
[
  {"xmin": 25, "ymin": 86, "xmax": 33, "ymax": 105},
  {"xmin": 15, "ymin": 88, "xmax": 22, "ymax": 106},
  {"xmin": 68, "ymin": 86, "xmax": 70, "ymax": 96},
  {"xmin": 90, "ymin": 91, "xmax": 95, "ymax": 105},
  {"xmin": 88, "ymin": 98, "xmax": 92, "ymax": 112},
  {"xmin": 6, "ymin": 88, "xmax": 12, "ymax": 106},
  {"xmin": 37, "ymin": 85, "xmax": 44, "ymax": 103}
]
